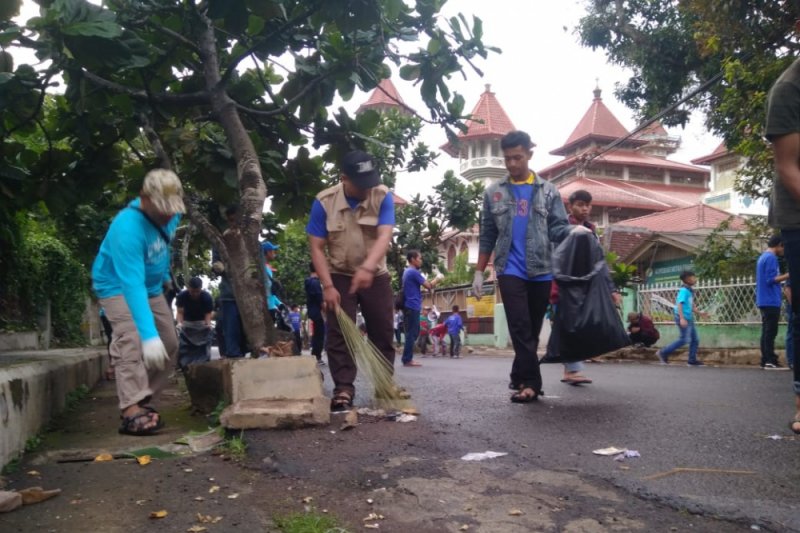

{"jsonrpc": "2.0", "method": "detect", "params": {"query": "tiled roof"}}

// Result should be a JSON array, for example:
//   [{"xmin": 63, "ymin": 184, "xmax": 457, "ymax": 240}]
[
  {"xmin": 357, "ymin": 79, "xmax": 411, "ymax": 114},
  {"xmin": 604, "ymin": 227, "xmax": 651, "ymax": 261},
  {"xmin": 634, "ymin": 121, "xmax": 668, "ymax": 138},
  {"xmin": 691, "ymin": 142, "xmax": 729, "ymax": 165},
  {"xmin": 610, "ymin": 203, "xmax": 747, "ymax": 232},
  {"xmin": 551, "ymin": 87, "xmax": 641, "ymax": 156},
  {"xmin": 557, "ymin": 177, "xmax": 705, "ymax": 210},
  {"xmin": 441, "ymin": 84, "xmax": 515, "ymax": 157},
  {"xmin": 539, "ymin": 149, "xmax": 710, "ymax": 177}
]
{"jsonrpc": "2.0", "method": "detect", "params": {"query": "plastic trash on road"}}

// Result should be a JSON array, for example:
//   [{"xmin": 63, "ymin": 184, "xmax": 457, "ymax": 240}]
[
  {"xmin": 460, "ymin": 451, "xmax": 508, "ymax": 461},
  {"xmin": 613, "ymin": 450, "xmax": 641, "ymax": 461},
  {"xmin": 592, "ymin": 446, "xmax": 626, "ymax": 456}
]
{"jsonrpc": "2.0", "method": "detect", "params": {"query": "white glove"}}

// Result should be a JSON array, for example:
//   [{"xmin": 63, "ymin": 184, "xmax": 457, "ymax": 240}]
[
  {"xmin": 472, "ymin": 271, "xmax": 484, "ymax": 300},
  {"xmin": 142, "ymin": 338, "xmax": 170, "ymax": 371}
]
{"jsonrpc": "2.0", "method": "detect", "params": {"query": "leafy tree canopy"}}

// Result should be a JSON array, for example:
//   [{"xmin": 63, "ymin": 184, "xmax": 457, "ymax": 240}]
[{"xmin": 577, "ymin": 1, "xmax": 798, "ymax": 198}]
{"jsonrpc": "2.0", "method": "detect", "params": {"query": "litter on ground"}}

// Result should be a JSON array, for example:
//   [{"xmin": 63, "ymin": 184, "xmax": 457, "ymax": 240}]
[{"xmin": 460, "ymin": 451, "xmax": 508, "ymax": 461}]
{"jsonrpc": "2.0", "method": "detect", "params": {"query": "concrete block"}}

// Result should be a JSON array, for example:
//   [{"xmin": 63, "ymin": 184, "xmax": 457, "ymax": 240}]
[
  {"xmin": 229, "ymin": 357, "xmax": 324, "ymax": 403},
  {"xmin": 220, "ymin": 397, "xmax": 330, "ymax": 429},
  {"xmin": 0, "ymin": 332, "xmax": 39, "ymax": 352},
  {"xmin": 183, "ymin": 359, "xmax": 234, "ymax": 414}
]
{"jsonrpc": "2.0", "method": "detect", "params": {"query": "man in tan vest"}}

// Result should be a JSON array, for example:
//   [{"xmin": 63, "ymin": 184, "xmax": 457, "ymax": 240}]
[{"xmin": 306, "ymin": 150, "xmax": 396, "ymax": 411}]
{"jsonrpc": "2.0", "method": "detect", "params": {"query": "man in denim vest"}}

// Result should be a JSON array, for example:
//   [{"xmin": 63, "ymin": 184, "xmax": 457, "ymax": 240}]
[{"xmin": 473, "ymin": 131, "xmax": 585, "ymax": 402}]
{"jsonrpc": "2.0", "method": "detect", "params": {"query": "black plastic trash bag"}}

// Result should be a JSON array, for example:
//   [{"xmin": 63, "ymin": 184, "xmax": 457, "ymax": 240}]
[{"xmin": 541, "ymin": 230, "xmax": 630, "ymax": 363}]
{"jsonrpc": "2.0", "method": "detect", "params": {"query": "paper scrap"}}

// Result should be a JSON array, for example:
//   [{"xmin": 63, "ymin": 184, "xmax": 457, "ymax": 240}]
[{"xmin": 460, "ymin": 451, "xmax": 508, "ymax": 461}]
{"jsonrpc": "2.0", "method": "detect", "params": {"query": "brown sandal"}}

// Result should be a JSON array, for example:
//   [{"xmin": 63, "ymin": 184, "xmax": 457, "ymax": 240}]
[
  {"xmin": 330, "ymin": 391, "xmax": 353, "ymax": 412},
  {"xmin": 510, "ymin": 387, "xmax": 540, "ymax": 403}
]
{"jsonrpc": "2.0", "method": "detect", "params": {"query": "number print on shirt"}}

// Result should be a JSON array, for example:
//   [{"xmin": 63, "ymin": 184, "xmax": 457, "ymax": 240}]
[{"xmin": 516, "ymin": 199, "xmax": 529, "ymax": 217}]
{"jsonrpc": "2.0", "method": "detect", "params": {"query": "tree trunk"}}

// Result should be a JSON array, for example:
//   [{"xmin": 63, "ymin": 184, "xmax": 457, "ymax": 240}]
[{"xmin": 196, "ymin": 12, "xmax": 274, "ymax": 351}]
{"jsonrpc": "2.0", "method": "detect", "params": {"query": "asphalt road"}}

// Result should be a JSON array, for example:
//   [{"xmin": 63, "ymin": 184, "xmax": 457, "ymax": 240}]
[{"xmin": 388, "ymin": 354, "xmax": 800, "ymax": 530}]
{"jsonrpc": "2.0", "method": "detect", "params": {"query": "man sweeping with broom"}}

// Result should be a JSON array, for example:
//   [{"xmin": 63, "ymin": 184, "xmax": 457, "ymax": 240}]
[{"xmin": 306, "ymin": 150, "xmax": 397, "ymax": 412}]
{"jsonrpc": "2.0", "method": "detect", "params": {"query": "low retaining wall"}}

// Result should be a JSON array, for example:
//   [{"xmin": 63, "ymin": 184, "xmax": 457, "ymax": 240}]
[{"xmin": 0, "ymin": 348, "xmax": 105, "ymax": 468}]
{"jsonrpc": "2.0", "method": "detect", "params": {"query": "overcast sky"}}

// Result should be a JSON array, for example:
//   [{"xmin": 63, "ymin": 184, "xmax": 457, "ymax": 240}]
[
  {"xmin": 357, "ymin": 0, "xmax": 722, "ymax": 199},
  {"xmin": 14, "ymin": 0, "xmax": 721, "ymax": 201}
]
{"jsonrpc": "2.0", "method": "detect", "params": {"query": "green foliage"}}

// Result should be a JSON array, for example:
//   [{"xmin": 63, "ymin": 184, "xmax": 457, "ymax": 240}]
[
  {"xmin": 605, "ymin": 251, "xmax": 638, "ymax": 292},
  {"xmin": 391, "ymin": 170, "xmax": 483, "ymax": 278},
  {"xmin": 577, "ymin": 1, "xmax": 796, "ymax": 198},
  {"xmin": 439, "ymin": 251, "xmax": 474, "ymax": 287},
  {"xmin": 217, "ymin": 430, "xmax": 248, "ymax": 461},
  {"xmin": 273, "ymin": 511, "xmax": 348, "ymax": 533},
  {"xmin": 1, "ymin": 209, "xmax": 89, "ymax": 344},
  {"xmin": 270, "ymin": 218, "xmax": 312, "ymax": 306},
  {"xmin": 692, "ymin": 216, "xmax": 771, "ymax": 280},
  {"xmin": 24, "ymin": 434, "xmax": 43, "ymax": 453},
  {"xmin": 65, "ymin": 384, "xmax": 90, "ymax": 412}
]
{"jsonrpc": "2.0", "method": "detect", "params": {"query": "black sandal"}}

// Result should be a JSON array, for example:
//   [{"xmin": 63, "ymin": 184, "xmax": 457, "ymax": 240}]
[
  {"xmin": 118, "ymin": 408, "xmax": 164, "ymax": 436},
  {"xmin": 330, "ymin": 391, "xmax": 353, "ymax": 412},
  {"xmin": 510, "ymin": 387, "xmax": 540, "ymax": 403}
]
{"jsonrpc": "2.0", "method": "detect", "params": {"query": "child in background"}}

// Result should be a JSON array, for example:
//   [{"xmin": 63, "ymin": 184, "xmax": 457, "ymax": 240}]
[
  {"xmin": 289, "ymin": 304, "xmax": 302, "ymax": 355},
  {"xmin": 445, "ymin": 305, "xmax": 464, "ymax": 358},
  {"xmin": 656, "ymin": 270, "xmax": 708, "ymax": 366},
  {"xmin": 429, "ymin": 321, "xmax": 448, "ymax": 356}
]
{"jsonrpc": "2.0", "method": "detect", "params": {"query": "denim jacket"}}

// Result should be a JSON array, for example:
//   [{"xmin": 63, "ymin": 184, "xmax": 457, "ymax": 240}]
[{"xmin": 479, "ymin": 175, "xmax": 571, "ymax": 278}]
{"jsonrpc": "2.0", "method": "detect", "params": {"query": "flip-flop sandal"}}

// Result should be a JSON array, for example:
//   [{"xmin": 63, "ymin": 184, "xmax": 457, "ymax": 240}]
[
  {"xmin": 330, "ymin": 392, "xmax": 353, "ymax": 412},
  {"xmin": 118, "ymin": 409, "xmax": 163, "ymax": 436},
  {"xmin": 561, "ymin": 377, "xmax": 593, "ymax": 385},
  {"xmin": 510, "ymin": 388, "xmax": 540, "ymax": 403}
]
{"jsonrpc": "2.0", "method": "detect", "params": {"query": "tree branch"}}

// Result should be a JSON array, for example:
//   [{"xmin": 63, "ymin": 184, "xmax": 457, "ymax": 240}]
[{"xmin": 82, "ymin": 70, "xmax": 210, "ymax": 105}]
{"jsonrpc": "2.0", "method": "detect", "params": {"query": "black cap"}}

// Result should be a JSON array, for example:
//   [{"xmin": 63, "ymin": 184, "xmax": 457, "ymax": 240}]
[
  {"xmin": 188, "ymin": 276, "xmax": 203, "ymax": 289},
  {"xmin": 341, "ymin": 150, "xmax": 380, "ymax": 189}
]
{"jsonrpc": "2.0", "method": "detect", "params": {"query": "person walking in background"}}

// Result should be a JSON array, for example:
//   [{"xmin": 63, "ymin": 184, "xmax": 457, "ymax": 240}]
[
  {"xmin": 305, "ymin": 262, "xmax": 325, "ymax": 365},
  {"xmin": 429, "ymin": 320, "xmax": 447, "ymax": 357},
  {"xmin": 473, "ymin": 130, "xmax": 580, "ymax": 403},
  {"xmin": 175, "ymin": 276, "xmax": 213, "ymax": 371},
  {"xmin": 627, "ymin": 311, "xmax": 660, "ymax": 347},
  {"xmin": 765, "ymin": 28, "xmax": 800, "ymax": 432},
  {"xmin": 393, "ymin": 305, "xmax": 404, "ymax": 347},
  {"xmin": 306, "ymin": 150, "xmax": 396, "ymax": 412},
  {"xmin": 401, "ymin": 250, "xmax": 439, "ymax": 367},
  {"xmin": 656, "ymin": 270, "xmax": 707, "ymax": 366},
  {"xmin": 92, "ymin": 168, "xmax": 183, "ymax": 435},
  {"xmin": 785, "ymin": 281, "xmax": 794, "ymax": 371},
  {"xmin": 445, "ymin": 305, "xmax": 464, "ymax": 358},
  {"xmin": 756, "ymin": 235, "xmax": 790, "ymax": 369},
  {"xmin": 289, "ymin": 304, "xmax": 302, "ymax": 355},
  {"xmin": 212, "ymin": 204, "xmax": 246, "ymax": 358}
]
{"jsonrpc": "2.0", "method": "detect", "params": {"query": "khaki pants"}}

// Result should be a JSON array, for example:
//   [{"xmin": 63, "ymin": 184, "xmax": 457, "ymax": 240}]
[{"xmin": 100, "ymin": 294, "xmax": 178, "ymax": 410}]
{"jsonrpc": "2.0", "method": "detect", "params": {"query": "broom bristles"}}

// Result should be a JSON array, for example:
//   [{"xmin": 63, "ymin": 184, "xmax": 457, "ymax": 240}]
[{"xmin": 335, "ymin": 307, "xmax": 414, "ymax": 411}]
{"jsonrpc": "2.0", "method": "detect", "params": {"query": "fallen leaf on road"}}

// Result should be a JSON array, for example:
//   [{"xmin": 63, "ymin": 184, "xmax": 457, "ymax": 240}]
[
  {"xmin": 184, "ymin": 468, "xmax": 193, "ymax": 472},
  {"xmin": 459, "ymin": 525, "xmax": 469, "ymax": 531},
  {"xmin": 364, "ymin": 524, "xmax": 379, "ymax": 530},
  {"xmin": 196, "ymin": 513, "xmax": 223, "ymax": 523},
  {"xmin": 187, "ymin": 526, "xmax": 207, "ymax": 532},
  {"xmin": 94, "ymin": 454, "xmax": 114, "ymax": 462},
  {"xmin": 208, "ymin": 486, "xmax": 220, "ymax": 494},
  {"xmin": 363, "ymin": 513, "xmax": 383, "ymax": 521},
  {"xmin": 26, "ymin": 471, "xmax": 41, "ymax": 477},
  {"xmin": 149, "ymin": 510, "xmax": 168, "ymax": 519},
  {"xmin": 135, "ymin": 500, "xmax": 147, "ymax": 505},
  {"xmin": 508, "ymin": 509, "xmax": 523, "ymax": 516},
  {"xmin": 366, "ymin": 498, "xmax": 373, "ymax": 504},
  {"xmin": 194, "ymin": 496, "xmax": 204, "ymax": 501},
  {"xmin": 227, "ymin": 493, "xmax": 239, "ymax": 499},
  {"xmin": 340, "ymin": 410, "xmax": 358, "ymax": 430},
  {"xmin": 137, "ymin": 455, "xmax": 151, "ymax": 466},
  {"xmin": 19, "ymin": 487, "xmax": 61, "ymax": 505},
  {"xmin": 302, "ymin": 496, "xmax": 313, "ymax": 503}
]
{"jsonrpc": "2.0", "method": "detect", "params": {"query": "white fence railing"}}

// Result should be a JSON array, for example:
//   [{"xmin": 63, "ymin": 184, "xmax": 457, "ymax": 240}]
[{"xmin": 637, "ymin": 276, "xmax": 764, "ymax": 325}]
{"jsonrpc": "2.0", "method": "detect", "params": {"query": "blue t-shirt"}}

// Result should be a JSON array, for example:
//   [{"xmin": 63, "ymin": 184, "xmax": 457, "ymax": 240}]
[
  {"xmin": 756, "ymin": 250, "xmax": 782, "ymax": 307},
  {"xmin": 402, "ymin": 267, "xmax": 426, "ymax": 311},
  {"xmin": 445, "ymin": 313, "xmax": 463, "ymax": 335},
  {"xmin": 502, "ymin": 182, "xmax": 553, "ymax": 282},
  {"xmin": 92, "ymin": 198, "xmax": 180, "ymax": 341},
  {"xmin": 289, "ymin": 311, "xmax": 301, "ymax": 332},
  {"xmin": 306, "ymin": 192, "xmax": 395, "ymax": 238},
  {"xmin": 674, "ymin": 285, "xmax": 694, "ymax": 322}
]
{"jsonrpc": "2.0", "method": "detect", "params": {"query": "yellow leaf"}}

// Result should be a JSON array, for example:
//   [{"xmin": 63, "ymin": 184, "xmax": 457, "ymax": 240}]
[
  {"xmin": 209, "ymin": 485, "xmax": 220, "ymax": 494},
  {"xmin": 26, "ymin": 470, "xmax": 41, "ymax": 476},
  {"xmin": 94, "ymin": 453, "xmax": 114, "ymax": 462},
  {"xmin": 137, "ymin": 455, "xmax": 151, "ymax": 466},
  {"xmin": 149, "ymin": 510, "xmax": 168, "ymax": 519}
]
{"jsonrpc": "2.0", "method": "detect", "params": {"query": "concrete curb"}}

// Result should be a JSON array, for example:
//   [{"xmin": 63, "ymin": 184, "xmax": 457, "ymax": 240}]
[{"xmin": 0, "ymin": 348, "xmax": 105, "ymax": 468}]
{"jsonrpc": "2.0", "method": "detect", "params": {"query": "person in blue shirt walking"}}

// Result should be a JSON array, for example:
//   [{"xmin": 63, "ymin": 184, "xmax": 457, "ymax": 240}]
[
  {"xmin": 401, "ymin": 250, "xmax": 439, "ymax": 367},
  {"xmin": 656, "ymin": 270, "xmax": 707, "ymax": 366},
  {"xmin": 756, "ymin": 235, "xmax": 790, "ymax": 369},
  {"xmin": 444, "ymin": 305, "xmax": 464, "ymax": 358},
  {"xmin": 92, "ymin": 169, "xmax": 184, "ymax": 435},
  {"xmin": 289, "ymin": 304, "xmax": 302, "ymax": 355}
]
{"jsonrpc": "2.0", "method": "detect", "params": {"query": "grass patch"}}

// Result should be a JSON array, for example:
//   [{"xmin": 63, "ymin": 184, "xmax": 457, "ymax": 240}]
[
  {"xmin": 1, "ymin": 457, "xmax": 20, "ymax": 475},
  {"xmin": 64, "ymin": 384, "xmax": 90, "ymax": 412},
  {"xmin": 208, "ymin": 399, "xmax": 227, "ymax": 427},
  {"xmin": 273, "ymin": 511, "xmax": 349, "ymax": 533},
  {"xmin": 24, "ymin": 434, "xmax": 43, "ymax": 453},
  {"xmin": 216, "ymin": 430, "xmax": 247, "ymax": 460}
]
